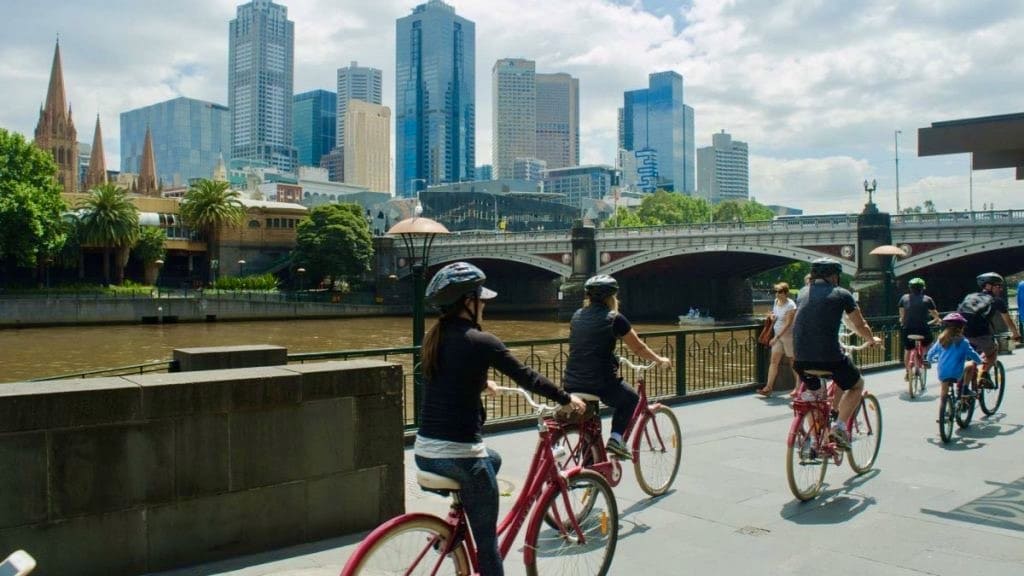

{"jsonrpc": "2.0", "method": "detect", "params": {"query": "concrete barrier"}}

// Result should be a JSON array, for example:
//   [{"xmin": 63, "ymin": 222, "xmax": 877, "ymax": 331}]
[{"xmin": 0, "ymin": 357, "xmax": 404, "ymax": 575}]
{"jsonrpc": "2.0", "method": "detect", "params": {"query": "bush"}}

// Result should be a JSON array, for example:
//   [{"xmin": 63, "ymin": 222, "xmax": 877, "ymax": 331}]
[{"xmin": 212, "ymin": 273, "xmax": 279, "ymax": 291}]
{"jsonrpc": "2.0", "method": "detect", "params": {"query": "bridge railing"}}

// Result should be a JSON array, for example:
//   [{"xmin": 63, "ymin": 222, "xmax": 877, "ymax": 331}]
[{"xmin": 892, "ymin": 209, "xmax": 1024, "ymax": 226}]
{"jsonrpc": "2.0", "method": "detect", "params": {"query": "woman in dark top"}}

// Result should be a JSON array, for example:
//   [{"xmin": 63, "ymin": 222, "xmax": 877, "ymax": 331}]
[
  {"xmin": 414, "ymin": 262, "xmax": 585, "ymax": 576},
  {"xmin": 562, "ymin": 275, "xmax": 671, "ymax": 459},
  {"xmin": 898, "ymin": 277, "xmax": 940, "ymax": 381}
]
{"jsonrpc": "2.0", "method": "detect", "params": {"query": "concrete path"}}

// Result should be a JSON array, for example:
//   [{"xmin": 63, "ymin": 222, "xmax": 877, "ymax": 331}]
[{"xmin": 154, "ymin": 350, "xmax": 1024, "ymax": 576}]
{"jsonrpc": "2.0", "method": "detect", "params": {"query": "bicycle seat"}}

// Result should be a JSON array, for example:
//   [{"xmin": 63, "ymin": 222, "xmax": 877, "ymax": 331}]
[
  {"xmin": 803, "ymin": 369, "xmax": 833, "ymax": 377},
  {"xmin": 573, "ymin": 392, "xmax": 602, "ymax": 402},
  {"xmin": 908, "ymin": 334, "xmax": 926, "ymax": 341},
  {"xmin": 417, "ymin": 470, "xmax": 461, "ymax": 494}
]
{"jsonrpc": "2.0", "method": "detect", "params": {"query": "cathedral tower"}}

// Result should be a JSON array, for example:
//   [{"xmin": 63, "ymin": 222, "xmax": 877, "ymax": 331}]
[
  {"xmin": 83, "ymin": 115, "xmax": 107, "ymax": 191},
  {"xmin": 34, "ymin": 40, "xmax": 78, "ymax": 194}
]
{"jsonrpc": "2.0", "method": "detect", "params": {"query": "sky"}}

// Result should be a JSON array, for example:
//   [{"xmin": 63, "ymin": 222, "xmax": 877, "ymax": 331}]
[{"xmin": 2, "ymin": 0, "xmax": 1022, "ymax": 214}]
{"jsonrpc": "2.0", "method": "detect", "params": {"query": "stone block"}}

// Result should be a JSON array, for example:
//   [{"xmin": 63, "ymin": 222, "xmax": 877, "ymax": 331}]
[
  {"xmin": 128, "ymin": 366, "xmax": 300, "ymax": 417},
  {"xmin": 306, "ymin": 468, "xmax": 389, "ymax": 539},
  {"xmin": 0, "ymin": 378, "xmax": 140, "ymax": 433},
  {"xmin": 0, "ymin": 509, "xmax": 147, "ymax": 576},
  {"xmin": 174, "ymin": 414, "xmax": 230, "ymax": 499},
  {"xmin": 285, "ymin": 360, "xmax": 402, "ymax": 400},
  {"xmin": 146, "ymin": 481, "xmax": 306, "ymax": 572},
  {"xmin": 50, "ymin": 422, "xmax": 174, "ymax": 518},
  {"xmin": 354, "ymin": 392, "xmax": 405, "ymax": 470},
  {"xmin": 0, "ymin": 432, "xmax": 47, "ymax": 528},
  {"xmin": 229, "ymin": 406, "xmax": 305, "ymax": 490},
  {"xmin": 173, "ymin": 345, "xmax": 288, "ymax": 372},
  {"xmin": 300, "ymin": 398, "xmax": 356, "ymax": 477}
]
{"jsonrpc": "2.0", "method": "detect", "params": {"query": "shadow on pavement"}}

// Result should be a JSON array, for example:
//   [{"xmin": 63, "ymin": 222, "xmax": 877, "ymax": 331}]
[
  {"xmin": 780, "ymin": 469, "xmax": 880, "ymax": 525},
  {"xmin": 925, "ymin": 436, "xmax": 985, "ymax": 451},
  {"xmin": 921, "ymin": 476, "xmax": 1024, "ymax": 532},
  {"xmin": 153, "ymin": 533, "xmax": 363, "ymax": 576}
]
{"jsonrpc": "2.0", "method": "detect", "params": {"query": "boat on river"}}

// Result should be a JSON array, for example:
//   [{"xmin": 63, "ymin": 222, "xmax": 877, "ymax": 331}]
[{"xmin": 678, "ymin": 309, "xmax": 715, "ymax": 326}]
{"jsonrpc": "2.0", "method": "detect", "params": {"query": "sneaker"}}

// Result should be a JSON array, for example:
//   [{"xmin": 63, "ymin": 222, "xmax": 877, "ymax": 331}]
[
  {"xmin": 829, "ymin": 426, "xmax": 851, "ymax": 450},
  {"xmin": 605, "ymin": 438, "xmax": 631, "ymax": 460},
  {"xmin": 978, "ymin": 373, "xmax": 995, "ymax": 389}
]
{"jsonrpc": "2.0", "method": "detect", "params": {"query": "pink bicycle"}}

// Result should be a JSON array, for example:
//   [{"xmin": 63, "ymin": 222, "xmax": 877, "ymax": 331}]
[{"xmin": 340, "ymin": 386, "xmax": 619, "ymax": 576}]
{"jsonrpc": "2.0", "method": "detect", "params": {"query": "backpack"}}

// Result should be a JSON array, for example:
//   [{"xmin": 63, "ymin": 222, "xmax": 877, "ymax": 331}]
[{"xmin": 957, "ymin": 292, "xmax": 993, "ymax": 332}]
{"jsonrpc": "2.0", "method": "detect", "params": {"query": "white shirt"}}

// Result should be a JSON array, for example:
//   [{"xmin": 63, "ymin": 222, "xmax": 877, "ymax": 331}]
[{"xmin": 772, "ymin": 298, "xmax": 797, "ymax": 336}]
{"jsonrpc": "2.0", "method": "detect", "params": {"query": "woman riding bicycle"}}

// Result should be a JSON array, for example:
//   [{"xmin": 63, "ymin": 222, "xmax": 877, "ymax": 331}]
[
  {"xmin": 562, "ymin": 275, "xmax": 671, "ymax": 460},
  {"xmin": 414, "ymin": 262, "xmax": 585, "ymax": 576},
  {"xmin": 898, "ymin": 277, "xmax": 941, "ymax": 381},
  {"xmin": 926, "ymin": 312, "xmax": 982, "ymax": 400}
]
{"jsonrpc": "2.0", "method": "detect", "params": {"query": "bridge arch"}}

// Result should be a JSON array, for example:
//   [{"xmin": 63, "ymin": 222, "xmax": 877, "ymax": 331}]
[
  {"xmin": 600, "ymin": 244, "xmax": 856, "ymax": 276},
  {"xmin": 396, "ymin": 251, "xmax": 570, "ymax": 279},
  {"xmin": 896, "ymin": 237, "xmax": 1024, "ymax": 277}
]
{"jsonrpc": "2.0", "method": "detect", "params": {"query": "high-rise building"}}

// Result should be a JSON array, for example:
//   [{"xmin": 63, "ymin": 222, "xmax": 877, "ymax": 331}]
[
  {"xmin": 121, "ymin": 97, "xmax": 231, "ymax": 187},
  {"xmin": 476, "ymin": 164, "xmax": 493, "ymax": 181},
  {"xmin": 336, "ymin": 61, "xmax": 382, "ymax": 152},
  {"xmin": 535, "ymin": 72, "xmax": 578, "ymax": 170},
  {"xmin": 229, "ymin": 0, "xmax": 296, "ymax": 173},
  {"xmin": 697, "ymin": 130, "xmax": 749, "ymax": 204},
  {"xmin": 492, "ymin": 59, "xmax": 536, "ymax": 179},
  {"xmin": 513, "ymin": 157, "xmax": 546, "ymax": 182},
  {"xmin": 34, "ymin": 41, "xmax": 78, "ymax": 194},
  {"xmin": 395, "ymin": 0, "xmax": 475, "ymax": 197},
  {"xmin": 293, "ymin": 89, "xmax": 336, "ymax": 167},
  {"xmin": 622, "ymin": 71, "xmax": 695, "ymax": 194},
  {"xmin": 543, "ymin": 165, "xmax": 620, "ymax": 208},
  {"xmin": 343, "ymin": 100, "xmax": 391, "ymax": 193}
]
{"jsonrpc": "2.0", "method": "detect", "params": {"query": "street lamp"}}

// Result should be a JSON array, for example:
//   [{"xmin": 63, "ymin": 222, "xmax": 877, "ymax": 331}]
[
  {"xmin": 238, "ymin": 259, "xmax": 246, "ymax": 277},
  {"xmin": 863, "ymin": 179, "xmax": 877, "ymax": 207},
  {"xmin": 296, "ymin": 267, "xmax": 306, "ymax": 298},
  {"xmin": 387, "ymin": 214, "xmax": 450, "ymax": 425},
  {"xmin": 154, "ymin": 259, "xmax": 164, "ymax": 298},
  {"xmin": 894, "ymin": 130, "xmax": 902, "ymax": 214}
]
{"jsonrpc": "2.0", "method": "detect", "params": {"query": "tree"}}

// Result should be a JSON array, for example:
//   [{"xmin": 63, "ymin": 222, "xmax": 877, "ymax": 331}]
[
  {"xmin": 0, "ymin": 128, "xmax": 67, "ymax": 280},
  {"xmin": 713, "ymin": 199, "xmax": 775, "ymax": 223},
  {"xmin": 132, "ymin": 226, "xmax": 166, "ymax": 265},
  {"xmin": 603, "ymin": 206, "xmax": 643, "ymax": 228},
  {"xmin": 180, "ymin": 178, "xmax": 245, "ymax": 281},
  {"xmin": 78, "ymin": 183, "xmax": 140, "ymax": 285},
  {"xmin": 636, "ymin": 190, "xmax": 712, "ymax": 225},
  {"xmin": 293, "ymin": 203, "xmax": 374, "ymax": 288}
]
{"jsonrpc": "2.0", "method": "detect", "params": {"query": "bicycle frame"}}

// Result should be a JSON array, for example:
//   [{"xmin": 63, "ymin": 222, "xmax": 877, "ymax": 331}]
[{"xmin": 789, "ymin": 380, "xmax": 876, "ymax": 459}]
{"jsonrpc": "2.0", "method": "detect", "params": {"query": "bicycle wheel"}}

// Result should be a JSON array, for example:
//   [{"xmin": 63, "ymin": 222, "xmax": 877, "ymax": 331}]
[
  {"xmin": 526, "ymin": 469, "xmax": 618, "ymax": 576},
  {"xmin": 545, "ymin": 426, "xmax": 602, "ymax": 529},
  {"xmin": 342, "ymin": 514, "xmax": 470, "ymax": 576},
  {"xmin": 786, "ymin": 411, "xmax": 827, "ymax": 501},
  {"xmin": 955, "ymin": 392, "xmax": 975, "ymax": 428},
  {"xmin": 847, "ymin": 393, "xmax": 882, "ymax": 474},
  {"xmin": 979, "ymin": 361, "xmax": 1006, "ymax": 416},
  {"xmin": 632, "ymin": 405, "xmax": 682, "ymax": 497},
  {"xmin": 907, "ymin": 365, "xmax": 917, "ymax": 399},
  {"xmin": 938, "ymin": 390, "xmax": 954, "ymax": 443},
  {"xmin": 910, "ymin": 369, "xmax": 926, "ymax": 399}
]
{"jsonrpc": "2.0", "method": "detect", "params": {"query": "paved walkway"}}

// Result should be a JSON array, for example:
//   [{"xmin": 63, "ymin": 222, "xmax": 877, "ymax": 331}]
[{"xmin": 155, "ymin": 350, "xmax": 1024, "ymax": 576}]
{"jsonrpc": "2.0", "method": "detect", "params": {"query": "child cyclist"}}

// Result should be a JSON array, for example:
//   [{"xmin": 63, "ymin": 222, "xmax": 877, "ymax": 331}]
[{"xmin": 925, "ymin": 312, "xmax": 982, "ymax": 401}]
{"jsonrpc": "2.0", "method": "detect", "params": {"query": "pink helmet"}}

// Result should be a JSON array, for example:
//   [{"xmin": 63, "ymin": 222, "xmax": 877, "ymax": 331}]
[{"xmin": 942, "ymin": 312, "xmax": 967, "ymax": 325}]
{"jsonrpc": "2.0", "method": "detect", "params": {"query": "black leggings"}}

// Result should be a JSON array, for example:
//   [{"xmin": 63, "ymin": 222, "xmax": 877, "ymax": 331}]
[{"xmin": 598, "ymin": 379, "xmax": 641, "ymax": 436}]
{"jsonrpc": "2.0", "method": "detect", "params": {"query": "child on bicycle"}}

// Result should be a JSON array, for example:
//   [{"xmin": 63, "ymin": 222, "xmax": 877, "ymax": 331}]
[
  {"xmin": 925, "ymin": 312, "xmax": 982, "ymax": 400},
  {"xmin": 562, "ymin": 275, "xmax": 671, "ymax": 460},
  {"xmin": 414, "ymin": 262, "xmax": 585, "ymax": 576}
]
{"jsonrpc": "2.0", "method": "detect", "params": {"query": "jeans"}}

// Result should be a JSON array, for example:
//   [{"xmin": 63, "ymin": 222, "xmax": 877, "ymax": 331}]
[{"xmin": 415, "ymin": 449, "xmax": 503, "ymax": 576}]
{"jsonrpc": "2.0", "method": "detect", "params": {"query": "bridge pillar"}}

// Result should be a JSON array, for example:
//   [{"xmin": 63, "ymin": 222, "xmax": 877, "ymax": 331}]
[
  {"xmin": 557, "ymin": 222, "xmax": 596, "ymax": 321},
  {"xmin": 852, "ymin": 201, "xmax": 896, "ymax": 317}
]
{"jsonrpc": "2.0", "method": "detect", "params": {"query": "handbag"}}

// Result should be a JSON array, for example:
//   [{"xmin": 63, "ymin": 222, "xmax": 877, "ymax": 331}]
[{"xmin": 758, "ymin": 316, "xmax": 774, "ymax": 346}]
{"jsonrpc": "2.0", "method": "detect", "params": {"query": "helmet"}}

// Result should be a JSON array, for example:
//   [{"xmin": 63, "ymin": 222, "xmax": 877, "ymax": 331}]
[
  {"xmin": 584, "ymin": 275, "xmax": 618, "ymax": 301},
  {"xmin": 425, "ymin": 262, "xmax": 497, "ymax": 309},
  {"xmin": 976, "ymin": 272, "xmax": 1004, "ymax": 288},
  {"xmin": 908, "ymin": 277, "xmax": 926, "ymax": 288},
  {"xmin": 942, "ymin": 312, "xmax": 967, "ymax": 325},
  {"xmin": 810, "ymin": 258, "xmax": 842, "ymax": 279}
]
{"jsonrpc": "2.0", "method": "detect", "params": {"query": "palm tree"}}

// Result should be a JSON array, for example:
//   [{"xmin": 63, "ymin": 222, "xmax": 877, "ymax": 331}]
[
  {"xmin": 78, "ymin": 183, "xmax": 140, "ymax": 285},
  {"xmin": 180, "ymin": 178, "xmax": 245, "ymax": 282}
]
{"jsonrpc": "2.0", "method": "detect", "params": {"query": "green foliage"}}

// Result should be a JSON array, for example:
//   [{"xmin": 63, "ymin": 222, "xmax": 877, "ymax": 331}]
[
  {"xmin": 77, "ymin": 183, "xmax": 140, "ymax": 284},
  {"xmin": 603, "ymin": 193, "xmax": 776, "ymax": 228},
  {"xmin": 293, "ymin": 203, "xmax": 374, "ymax": 284},
  {"xmin": 180, "ymin": 179, "xmax": 245, "ymax": 239},
  {"xmin": 0, "ymin": 128, "xmax": 68, "ymax": 269},
  {"xmin": 713, "ymin": 199, "xmax": 775, "ymax": 223},
  {"xmin": 753, "ymin": 261, "xmax": 811, "ymax": 291},
  {"xmin": 212, "ymin": 273, "xmax": 279, "ymax": 291},
  {"xmin": 603, "ymin": 206, "xmax": 643, "ymax": 228},
  {"xmin": 131, "ymin": 226, "xmax": 166, "ymax": 264}
]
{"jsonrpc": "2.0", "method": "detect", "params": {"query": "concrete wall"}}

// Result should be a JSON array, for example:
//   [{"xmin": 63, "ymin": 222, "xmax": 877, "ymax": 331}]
[{"xmin": 0, "ymin": 359, "xmax": 404, "ymax": 575}]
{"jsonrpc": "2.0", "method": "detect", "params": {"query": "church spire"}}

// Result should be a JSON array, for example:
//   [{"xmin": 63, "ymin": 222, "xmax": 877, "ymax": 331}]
[
  {"xmin": 84, "ymin": 115, "xmax": 107, "ymax": 190},
  {"xmin": 44, "ymin": 40, "xmax": 68, "ymax": 121},
  {"xmin": 35, "ymin": 39, "xmax": 78, "ymax": 194},
  {"xmin": 137, "ymin": 126, "xmax": 159, "ymax": 197}
]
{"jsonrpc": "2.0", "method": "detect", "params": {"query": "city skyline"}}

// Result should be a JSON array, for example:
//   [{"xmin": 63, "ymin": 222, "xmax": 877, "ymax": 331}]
[{"xmin": 1, "ymin": 0, "xmax": 1022, "ymax": 212}]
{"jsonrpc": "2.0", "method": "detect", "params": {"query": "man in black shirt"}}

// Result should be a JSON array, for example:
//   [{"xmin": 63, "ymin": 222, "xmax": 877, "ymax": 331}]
[
  {"xmin": 897, "ymin": 277, "xmax": 940, "ymax": 381},
  {"xmin": 958, "ymin": 272, "xmax": 1021, "ymax": 388}
]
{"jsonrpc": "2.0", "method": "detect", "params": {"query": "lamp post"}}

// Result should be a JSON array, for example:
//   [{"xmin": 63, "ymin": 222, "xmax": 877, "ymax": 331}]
[
  {"xmin": 154, "ymin": 259, "xmax": 164, "ymax": 298},
  {"xmin": 238, "ymin": 259, "xmax": 246, "ymax": 277},
  {"xmin": 894, "ymin": 130, "xmax": 902, "ymax": 214},
  {"xmin": 387, "ymin": 214, "xmax": 450, "ymax": 425},
  {"xmin": 863, "ymin": 179, "xmax": 877, "ymax": 208},
  {"xmin": 296, "ymin": 267, "xmax": 306, "ymax": 299}
]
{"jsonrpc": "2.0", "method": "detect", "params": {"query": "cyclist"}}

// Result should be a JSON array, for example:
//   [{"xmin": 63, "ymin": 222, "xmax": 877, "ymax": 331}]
[
  {"xmin": 926, "ymin": 312, "xmax": 981, "ymax": 400},
  {"xmin": 898, "ymin": 277, "xmax": 941, "ymax": 382},
  {"xmin": 957, "ymin": 272, "xmax": 1022, "ymax": 388},
  {"xmin": 792, "ymin": 258, "xmax": 881, "ymax": 448},
  {"xmin": 414, "ymin": 262, "xmax": 586, "ymax": 576},
  {"xmin": 563, "ymin": 275, "xmax": 671, "ymax": 460}
]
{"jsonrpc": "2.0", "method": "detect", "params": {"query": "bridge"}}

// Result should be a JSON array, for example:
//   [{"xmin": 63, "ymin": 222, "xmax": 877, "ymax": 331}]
[{"xmin": 377, "ymin": 209, "xmax": 1024, "ymax": 319}]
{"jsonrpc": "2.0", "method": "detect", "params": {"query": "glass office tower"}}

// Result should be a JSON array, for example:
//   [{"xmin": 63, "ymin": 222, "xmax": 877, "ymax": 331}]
[
  {"xmin": 622, "ymin": 71, "xmax": 695, "ymax": 193},
  {"xmin": 293, "ymin": 89, "xmax": 337, "ymax": 167},
  {"xmin": 395, "ymin": 0, "xmax": 475, "ymax": 197}
]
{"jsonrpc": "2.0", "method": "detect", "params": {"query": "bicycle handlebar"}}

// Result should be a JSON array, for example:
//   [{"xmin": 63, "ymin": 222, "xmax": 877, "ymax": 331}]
[
  {"xmin": 840, "ymin": 337, "xmax": 883, "ymax": 353},
  {"xmin": 492, "ymin": 386, "xmax": 560, "ymax": 415},
  {"xmin": 617, "ymin": 356, "xmax": 657, "ymax": 371}
]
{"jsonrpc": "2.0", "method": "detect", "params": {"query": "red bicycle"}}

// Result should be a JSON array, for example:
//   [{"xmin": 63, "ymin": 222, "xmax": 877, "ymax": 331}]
[
  {"xmin": 550, "ymin": 356, "xmax": 681, "ymax": 497},
  {"xmin": 906, "ymin": 334, "xmax": 929, "ymax": 399},
  {"xmin": 786, "ymin": 343, "xmax": 882, "ymax": 501},
  {"xmin": 340, "ymin": 386, "xmax": 619, "ymax": 576}
]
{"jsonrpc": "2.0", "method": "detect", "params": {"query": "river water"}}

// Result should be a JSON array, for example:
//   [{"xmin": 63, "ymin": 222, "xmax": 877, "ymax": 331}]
[{"xmin": 0, "ymin": 313, "xmax": 697, "ymax": 383}]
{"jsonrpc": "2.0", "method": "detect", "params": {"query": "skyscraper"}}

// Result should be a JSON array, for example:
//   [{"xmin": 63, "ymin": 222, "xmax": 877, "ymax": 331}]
[
  {"xmin": 492, "ymin": 59, "xmax": 536, "ymax": 179},
  {"xmin": 395, "ymin": 0, "xmax": 475, "ymax": 197},
  {"xmin": 622, "ymin": 71, "xmax": 695, "ymax": 194},
  {"xmin": 229, "ymin": 0, "xmax": 296, "ymax": 173},
  {"xmin": 343, "ymin": 100, "xmax": 391, "ymax": 193},
  {"xmin": 34, "ymin": 41, "xmax": 78, "ymax": 194},
  {"xmin": 293, "ymin": 89, "xmax": 336, "ymax": 167},
  {"xmin": 535, "ymin": 72, "xmax": 579, "ymax": 170},
  {"xmin": 697, "ymin": 130, "xmax": 749, "ymax": 204},
  {"xmin": 121, "ymin": 97, "xmax": 231, "ymax": 186},
  {"xmin": 336, "ymin": 61, "xmax": 382, "ymax": 152}
]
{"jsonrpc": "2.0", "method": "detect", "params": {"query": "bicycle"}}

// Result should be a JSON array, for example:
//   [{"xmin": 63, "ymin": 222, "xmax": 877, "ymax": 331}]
[
  {"xmin": 549, "ymin": 356, "xmax": 682, "ymax": 497},
  {"xmin": 906, "ymin": 334, "xmax": 929, "ymax": 399},
  {"xmin": 977, "ymin": 355, "xmax": 1006, "ymax": 417},
  {"xmin": 785, "ymin": 343, "xmax": 882, "ymax": 502},
  {"xmin": 938, "ymin": 375, "xmax": 977, "ymax": 443},
  {"xmin": 340, "ymin": 386, "xmax": 619, "ymax": 576}
]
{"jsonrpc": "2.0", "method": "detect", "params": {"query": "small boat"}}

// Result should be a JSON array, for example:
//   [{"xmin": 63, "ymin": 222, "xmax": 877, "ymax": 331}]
[{"xmin": 678, "ymin": 309, "xmax": 715, "ymax": 325}]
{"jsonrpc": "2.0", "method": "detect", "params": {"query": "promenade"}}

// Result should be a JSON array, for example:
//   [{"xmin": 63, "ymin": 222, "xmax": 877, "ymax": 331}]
[{"xmin": 156, "ymin": 351, "xmax": 1024, "ymax": 576}]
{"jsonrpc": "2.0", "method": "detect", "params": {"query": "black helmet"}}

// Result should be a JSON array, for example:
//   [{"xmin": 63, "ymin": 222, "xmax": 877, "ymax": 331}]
[
  {"xmin": 810, "ymin": 258, "xmax": 842, "ymax": 279},
  {"xmin": 976, "ymin": 272, "xmax": 1004, "ymax": 288},
  {"xmin": 584, "ymin": 275, "xmax": 618, "ymax": 301},
  {"xmin": 425, "ymin": 262, "xmax": 497, "ymax": 309}
]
